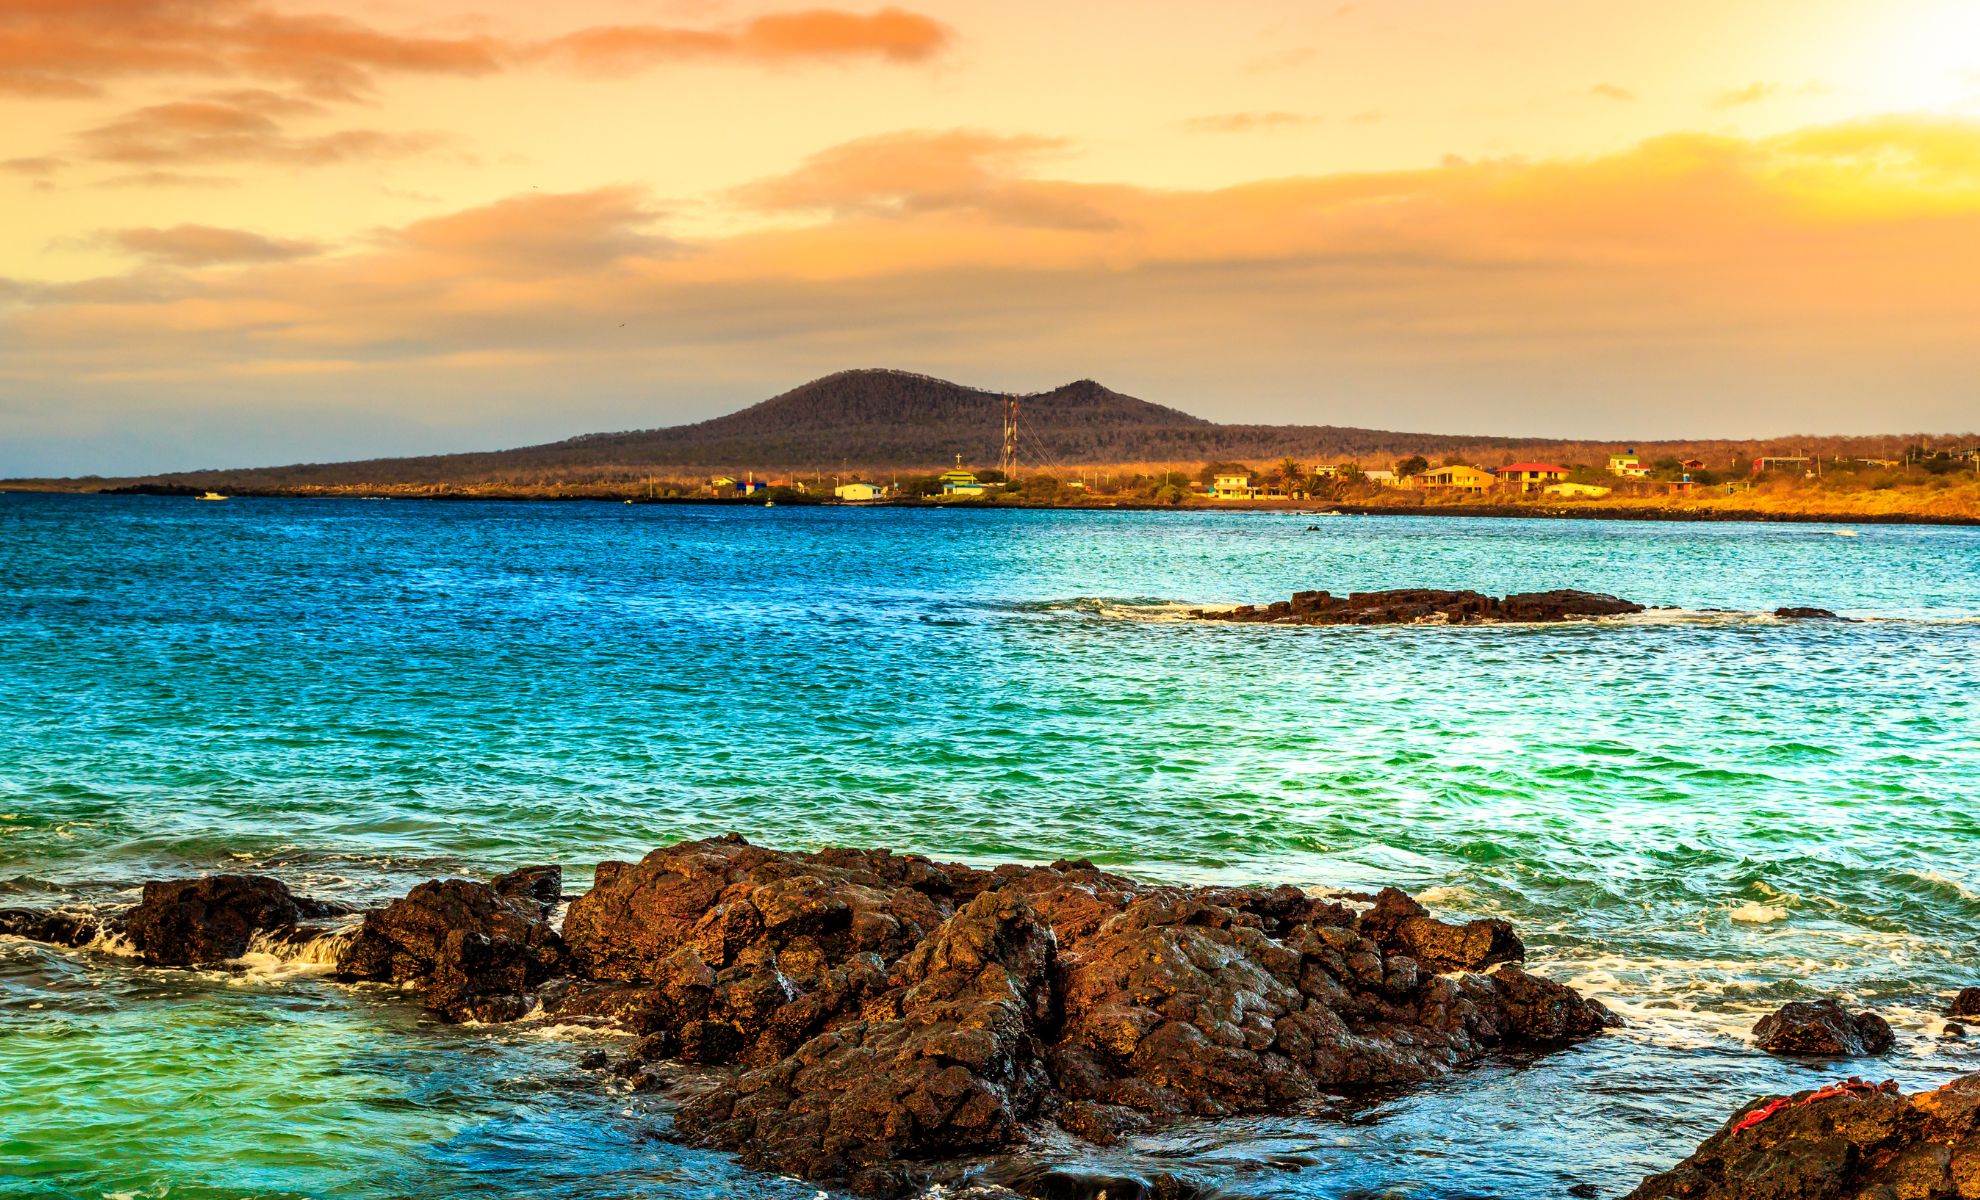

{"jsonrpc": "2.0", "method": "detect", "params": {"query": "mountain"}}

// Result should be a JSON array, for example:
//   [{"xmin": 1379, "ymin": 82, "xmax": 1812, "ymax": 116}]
[{"xmin": 9, "ymin": 368, "xmax": 1938, "ymax": 490}]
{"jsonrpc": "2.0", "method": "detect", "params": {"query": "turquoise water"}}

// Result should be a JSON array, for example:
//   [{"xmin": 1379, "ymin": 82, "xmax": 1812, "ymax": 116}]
[{"xmin": 3, "ymin": 493, "xmax": 1977, "ymax": 1198}]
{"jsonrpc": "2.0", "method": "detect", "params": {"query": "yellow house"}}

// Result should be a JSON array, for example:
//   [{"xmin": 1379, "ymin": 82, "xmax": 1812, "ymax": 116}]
[
  {"xmin": 1493, "ymin": 462, "xmax": 1571, "ymax": 493},
  {"xmin": 938, "ymin": 455, "xmax": 988, "ymax": 497},
  {"xmin": 1211, "ymin": 473, "xmax": 1254, "ymax": 499},
  {"xmin": 833, "ymin": 482, "xmax": 885, "ymax": 501},
  {"xmin": 1608, "ymin": 450, "xmax": 1652, "ymax": 478},
  {"xmin": 1419, "ymin": 464, "xmax": 1494, "ymax": 494}
]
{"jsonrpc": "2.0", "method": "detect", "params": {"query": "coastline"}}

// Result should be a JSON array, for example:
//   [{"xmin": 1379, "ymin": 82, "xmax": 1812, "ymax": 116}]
[{"xmin": 8, "ymin": 482, "xmax": 1980, "ymax": 527}]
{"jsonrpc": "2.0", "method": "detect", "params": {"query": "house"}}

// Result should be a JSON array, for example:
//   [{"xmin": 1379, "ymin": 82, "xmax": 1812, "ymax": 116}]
[
  {"xmin": 1544, "ymin": 482, "xmax": 1612, "ymax": 499},
  {"xmin": 939, "ymin": 456, "xmax": 988, "ymax": 497},
  {"xmin": 1361, "ymin": 470, "xmax": 1399, "ymax": 486},
  {"xmin": 737, "ymin": 477, "xmax": 768, "ymax": 496},
  {"xmin": 708, "ymin": 475, "xmax": 737, "ymax": 493},
  {"xmin": 834, "ymin": 482, "xmax": 885, "ymax": 502},
  {"xmin": 1211, "ymin": 473, "xmax": 1255, "ymax": 499},
  {"xmin": 1493, "ymin": 462, "xmax": 1571, "ymax": 493},
  {"xmin": 1608, "ymin": 450, "xmax": 1652, "ymax": 479},
  {"xmin": 1419, "ymin": 464, "xmax": 1494, "ymax": 494},
  {"xmin": 1751, "ymin": 456, "xmax": 1811, "ymax": 475}
]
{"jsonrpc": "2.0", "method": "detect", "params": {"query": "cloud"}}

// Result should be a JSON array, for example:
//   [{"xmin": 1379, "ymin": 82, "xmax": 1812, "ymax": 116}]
[
  {"xmin": 9, "ymin": 116, "xmax": 1980, "ymax": 456},
  {"xmin": 103, "ymin": 223, "xmax": 321, "ymax": 265},
  {"xmin": 1713, "ymin": 82, "xmax": 1779, "ymax": 109},
  {"xmin": 1589, "ymin": 84, "xmax": 1634, "ymax": 102},
  {"xmin": 733, "ymin": 129, "xmax": 1119, "ymax": 229},
  {"xmin": 1183, "ymin": 111, "xmax": 1318, "ymax": 134},
  {"xmin": 77, "ymin": 97, "xmax": 441, "ymax": 164},
  {"xmin": 0, "ymin": 1, "xmax": 951, "ymax": 99},
  {"xmin": 530, "ymin": 8, "xmax": 953, "ymax": 71},
  {"xmin": 94, "ymin": 169, "xmax": 238, "ymax": 188},
  {"xmin": 0, "ymin": 154, "xmax": 62, "ymax": 174},
  {"xmin": 0, "ymin": 0, "xmax": 502, "ymax": 100}
]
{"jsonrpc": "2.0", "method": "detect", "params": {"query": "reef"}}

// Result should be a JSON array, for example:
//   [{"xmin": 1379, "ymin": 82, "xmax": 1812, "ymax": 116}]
[
  {"xmin": 1750, "ymin": 998, "xmax": 1895, "ymax": 1058},
  {"xmin": 1192, "ymin": 588, "xmax": 1645, "ymax": 626}
]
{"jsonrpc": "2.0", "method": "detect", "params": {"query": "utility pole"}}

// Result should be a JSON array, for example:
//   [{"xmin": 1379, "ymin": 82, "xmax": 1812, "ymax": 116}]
[{"xmin": 1000, "ymin": 393, "xmax": 1019, "ymax": 480}]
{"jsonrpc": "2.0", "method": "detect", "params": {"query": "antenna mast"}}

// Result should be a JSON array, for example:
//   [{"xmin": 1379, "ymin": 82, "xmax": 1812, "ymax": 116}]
[{"xmin": 1000, "ymin": 393, "xmax": 1019, "ymax": 479}]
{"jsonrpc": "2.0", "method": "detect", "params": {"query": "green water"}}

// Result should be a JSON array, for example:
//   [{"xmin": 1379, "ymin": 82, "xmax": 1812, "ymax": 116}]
[{"xmin": 3, "ymin": 494, "xmax": 1977, "ymax": 1198}]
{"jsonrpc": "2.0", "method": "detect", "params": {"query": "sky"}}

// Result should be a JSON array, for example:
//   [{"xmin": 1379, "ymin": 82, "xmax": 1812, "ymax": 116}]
[{"xmin": 4, "ymin": 0, "xmax": 1980, "ymax": 475}]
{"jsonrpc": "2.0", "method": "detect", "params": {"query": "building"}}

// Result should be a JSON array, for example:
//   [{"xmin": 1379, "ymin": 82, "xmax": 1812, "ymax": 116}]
[
  {"xmin": 1677, "ymin": 458, "xmax": 1707, "ymax": 471},
  {"xmin": 1751, "ymin": 456, "xmax": 1812, "ymax": 475},
  {"xmin": 833, "ymin": 482, "xmax": 885, "ymax": 502},
  {"xmin": 1607, "ymin": 450, "xmax": 1651, "ymax": 479},
  {"xmin": 939, "ymin": 456, "xmax": 988, "ymax": 497},
  {"xmin": 1361, "ymin": 470, "xmax": 1399, "ymax": 486},
  {"xmin": 1211, "ymin": 473, "xmax": 1255, "ymax": 499},
  {"xmin": 1419, "ymin": 464, "xmax": 1495, "ymax": 494},
  {"xmin": 1544, "ymin": 482, "xmax": 1612, "ymax": 498},
  {"xmin": 1493, "ymin": 462, "xmax": 1571, "ymax": 493}
]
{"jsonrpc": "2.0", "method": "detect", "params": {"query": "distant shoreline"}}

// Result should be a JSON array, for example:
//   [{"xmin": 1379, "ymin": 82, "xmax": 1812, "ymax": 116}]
[{"xmin": 8, "ymin": 485, "xmax": 1979, "ymax": 527}]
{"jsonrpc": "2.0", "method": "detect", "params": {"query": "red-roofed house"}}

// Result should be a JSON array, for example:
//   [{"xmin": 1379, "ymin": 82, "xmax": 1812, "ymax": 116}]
[{"xmin": 1493, "ymin": 462, "xmax": 1572, "ymax": 493}]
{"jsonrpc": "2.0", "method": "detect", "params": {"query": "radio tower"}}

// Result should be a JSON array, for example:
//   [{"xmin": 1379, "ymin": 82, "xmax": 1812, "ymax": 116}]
[{"xmin": 1000, "ymin": 393, "xmax": 1019, "ymax": 479}]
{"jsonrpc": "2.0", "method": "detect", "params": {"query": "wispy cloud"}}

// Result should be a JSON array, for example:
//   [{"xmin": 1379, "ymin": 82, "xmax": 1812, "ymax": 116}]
[
  {"xmin": 1182, "ymin": 111, "xmax": 1319, "ymax": 134},
  {"xmin": 1713, "ymin": 81, "xmax": 1779, "ymax": 109},
  {"xmin": 101, "ymin": 224, "xmax": 322, "ymax": 266},
  {"xmin": 1589, "ymin": 83, "xmax": 1635, "ymax": 102}
]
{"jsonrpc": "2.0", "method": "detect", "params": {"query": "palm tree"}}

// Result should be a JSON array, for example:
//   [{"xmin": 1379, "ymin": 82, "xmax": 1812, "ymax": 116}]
[{"xmin": 1275, "ymin": 457, "xmax": 1304, "ymax": 495}]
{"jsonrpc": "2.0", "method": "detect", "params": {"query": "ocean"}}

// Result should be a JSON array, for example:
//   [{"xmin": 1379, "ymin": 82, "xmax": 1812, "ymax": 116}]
[{"xmin": 3, "ymin": 492, "xmax": 1977, "ymax": 1199}]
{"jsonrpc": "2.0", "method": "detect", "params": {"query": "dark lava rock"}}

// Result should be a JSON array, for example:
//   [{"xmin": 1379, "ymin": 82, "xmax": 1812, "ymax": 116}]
[
  {"xmin": 1774, "ymin": 606, "xmax": 1843, "ymax": 619},
  {"xmin": 978, "ymin": 1162, "xmax": 1226, "ymax": 1199},
  {"xmin": 591, "ymin": 836, "xmax": 1615, "ymax": 1196},
  {"xmin": 1357, "ymin": 887, "xmax": 1524, "ymax": 973},
  {"xmin": 1944, "ymin": 1022, "xmax": 1966, "ymax": 1040},
  {"xmin": 675, "ymin": 888, "xmax": 1057, "ymax": 1197},
  {"xmin": 336, "ymin": 866, "xmax": 564, "ymax": 1022},
  {"xmin": 1195, "ymin": 588, "xmax": 1644, "ymax": 626},
  {"xmin": 1626, "ymin": 1074, "xmax": 1980, "ymax": 1200},
  {"xmin": 1951, "ymin": 987, "xmax": 1980, "ymax": 1018},
  {"xmin": 0, "ymin": 907, "xmax": 103, "ymax": 947},
  {"xmin": 124, "ymin": 875, "xmax": 309, "ymax": 966},
  {"xmin": 1751, "ymin": 998, "xmax": 1894, "ymax": 1058}
]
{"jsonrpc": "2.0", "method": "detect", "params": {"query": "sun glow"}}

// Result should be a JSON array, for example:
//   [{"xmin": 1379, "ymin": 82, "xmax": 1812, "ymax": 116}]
[{"xmin": 1853, "ymin": 0, "xmax": 1980, "ymax": 114}]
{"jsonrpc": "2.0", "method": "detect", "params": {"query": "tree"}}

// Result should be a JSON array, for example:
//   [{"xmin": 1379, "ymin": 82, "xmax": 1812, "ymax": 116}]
[
  {"xmin": 1395, "ymin": 455, "xmax": 1429, "ymax": 479},
  {"xmin": 1273, "ymin": 457, "xmax": 1305, "ymax": 494}
]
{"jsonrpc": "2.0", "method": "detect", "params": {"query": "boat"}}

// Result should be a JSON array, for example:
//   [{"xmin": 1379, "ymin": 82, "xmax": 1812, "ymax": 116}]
[
  {"xmin": 764, "ymin": 500, "xmax": 776, "ymax": 507},
  {"xmin": 196, "ymin": 492, "xmax": 229, "ymax": 501}
]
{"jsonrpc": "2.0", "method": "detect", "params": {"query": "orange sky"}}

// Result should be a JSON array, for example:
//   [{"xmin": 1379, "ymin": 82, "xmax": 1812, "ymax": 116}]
[{"xmin": 4, "ymin": 0, "xmax": 1980, "ymax": 473}]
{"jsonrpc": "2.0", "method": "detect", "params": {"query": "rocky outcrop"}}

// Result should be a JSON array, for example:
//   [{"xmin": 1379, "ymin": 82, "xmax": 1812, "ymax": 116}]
[
  {"xmin": 1951, "ymin": 988, "xmax": 1980, "ymax": 1018},
  {"xmin": 1627, "ymin": 1075, "xmax": 1980, "ymax": 1200},
  {"xmin": 1751, "ymin": 999, "xmax": 1894, "ymax": 1058},
  {"xmin": 675, "ymin": 888, "xmax": 1059, "ymax": 1196},
  {"xmin": 574, "ymin": 837, "xmax": 1616, "ymax": 1196},
  {"xmin": 1775, "ymin": 606, "xmax": 1845, "ymax": 619},
  {"xmin": 124, "ymin": 874, "xmax": 341, "ymax": 966},
  {"xmin": 0, "ymin": 907, "xmax": 104, "ymax": 947},
  {"xmin": 1357, "ymin": 887, "xmax": 1524, "ymax": 973},
  {"xmin": 335, "ymin": 866, "xmax": 564, "ymax": 1022},
  {"xmin": 1195, "ymin": 588, "xmax": 1644, "ymax": 626}
]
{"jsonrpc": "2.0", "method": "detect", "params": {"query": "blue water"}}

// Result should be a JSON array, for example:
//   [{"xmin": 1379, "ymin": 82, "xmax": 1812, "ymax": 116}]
[{"xmin": 3, "ymin": 493, "xmax": 1977, "ymax": 1199}]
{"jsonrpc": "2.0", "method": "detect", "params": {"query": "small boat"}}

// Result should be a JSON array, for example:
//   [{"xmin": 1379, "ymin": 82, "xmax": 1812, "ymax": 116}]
[
  {"xmin": 764, "ymin": 499, "xmax": 776, "ymax": 507},
  {"xmin": 196, "ymin": 491, "xmax": 229, "ymax": 501}
]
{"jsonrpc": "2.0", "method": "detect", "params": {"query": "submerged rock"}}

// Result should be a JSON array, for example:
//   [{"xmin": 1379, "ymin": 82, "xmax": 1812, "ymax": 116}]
[
  {"xmin": 1950, "ymin": 987, "xmax": 1980, "ymax": 1018},
  {"xmin": 336, "ymin": 866, "xmax": 564, "ymax": 1022},
  {"xmin": 1194, "ymin": 588, "xmax": 1644, "ymax": 626},
  {"xmin": 0, "ymin": 906, "xmax": 103, "ymax": 948},
  {"xmin": 1774, "ymin": 606, "xmax": 1844, "ymax": 619},
  {"xmin": 1627, "ymin": 1075, "xmax": 1980, "ymax": 1199},
  {"xmin": 582, "ymin": 836, "xmax": 1616, "ymax": 1196},
  {"xmin": 1751, "ymin": 998, "xmax": 1894, "ymax": 1058},
  {"xmin": 124, "ymin": 875, "xmax": 324, "ymax": 966}
]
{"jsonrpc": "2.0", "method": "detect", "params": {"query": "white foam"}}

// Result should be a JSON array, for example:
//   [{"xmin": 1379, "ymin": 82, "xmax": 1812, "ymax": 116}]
[{"xmin": 1729, "ymin": 903, "xmax": 1789, "ymax": 924}]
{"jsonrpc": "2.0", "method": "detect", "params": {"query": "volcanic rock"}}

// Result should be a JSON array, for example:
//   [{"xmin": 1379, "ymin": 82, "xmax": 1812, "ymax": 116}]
[
  {"xmin": 1951, "ymin": 987, "xmax": 1980, "ymax": 1018},
  {"xmin": 1774, "ymin": 607, "xmax": 1843, "ymax": 619},
  {"xmin": 1357, "ymin": 887, "xmax": 1525, "ymax": 973},
  {"xmin": 1751, "ymin": 998, "xmax": 1895, "ymax": 1058},
  {"xmin": 1627, "ymin": 1074, "xmax": 1980, "ymax": 1200},
  {"xmin": 124, "ymin": 875, "xmax": 313, "ymax": 965},
  {"xmin": 336, "ymin": 866, "xmax": 564, "ymax": 1022},
  {"xmin": 0, "ymin": 907, "xmax": 104, "ymax": 947},
  {"xmin": 570, "ymin": 838, "xmax": 1616, "ymax": 1196},
  {"xmin": 1195, "ymin": 588, "xmax": 1644, "ymax": 626},
  {"xmin": 674, "ymin": 887, "xmax": 1058, "ymax": 1196}
]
